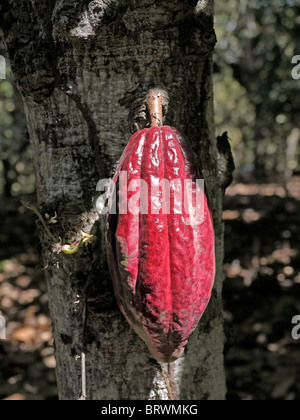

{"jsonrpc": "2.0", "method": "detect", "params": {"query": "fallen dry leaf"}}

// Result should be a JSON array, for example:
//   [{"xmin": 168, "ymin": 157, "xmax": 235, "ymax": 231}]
[
  {"xmin": 3, "ymin": 394, "xmax": 26, "ymax": 401},
  {"xmin": 12, "ymin": 326, "xmax": 38, "ymax": 344},
  {"xmin": 43, "ymin": 356, "xmax": 56, "ymax": 369},
  {"xmin": 223, "ymin": 210, "xmax": 240, "ymax": 221}
]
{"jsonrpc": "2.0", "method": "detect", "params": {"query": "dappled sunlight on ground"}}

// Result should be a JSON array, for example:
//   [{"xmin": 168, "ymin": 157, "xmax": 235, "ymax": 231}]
[
  {"xmin": 223, "ymin": 178, "xmax": 300, "ymax": 400},
  {"xmin": 0, "ymin": 198, "xmax": 57, "ymax": 400},
  {"xmin": 0, "ymin": 254, "xmax": 57, "ymax": 400},
  {"xmin": 226, "ymin": 177, "xmax": 300, "ymax": 199}
]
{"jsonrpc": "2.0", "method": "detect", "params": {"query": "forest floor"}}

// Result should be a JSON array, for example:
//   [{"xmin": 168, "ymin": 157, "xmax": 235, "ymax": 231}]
[{"xmin": 0, "ymin": 177, "xmax": 299, "ymax": 400}]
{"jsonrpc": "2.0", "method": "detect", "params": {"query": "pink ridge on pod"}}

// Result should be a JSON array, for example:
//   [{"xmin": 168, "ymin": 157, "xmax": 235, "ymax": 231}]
[{"xmin": 106, "ymin": 123, "xmax": 216, "ymax": 363}]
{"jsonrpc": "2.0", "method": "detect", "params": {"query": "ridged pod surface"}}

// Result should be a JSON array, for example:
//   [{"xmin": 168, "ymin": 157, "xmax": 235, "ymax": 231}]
[{"xmin": 106, "ymin": 126, "xmax": 215, "ymax": 362}]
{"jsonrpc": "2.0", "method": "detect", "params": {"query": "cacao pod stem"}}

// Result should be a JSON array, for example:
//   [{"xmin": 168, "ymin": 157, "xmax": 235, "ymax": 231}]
[{"xmin": 147, "ymin": 89, "xmax": 163, "ymax": 127}]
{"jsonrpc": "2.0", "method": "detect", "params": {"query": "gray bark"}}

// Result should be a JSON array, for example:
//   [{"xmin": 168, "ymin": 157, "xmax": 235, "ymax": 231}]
[{"xmin": 0, "ymin": 0, "xmax": 228, "ymax": 400}]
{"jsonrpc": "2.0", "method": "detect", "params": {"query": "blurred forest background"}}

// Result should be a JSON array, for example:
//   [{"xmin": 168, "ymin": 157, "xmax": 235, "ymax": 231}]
[{"xmin": 0, "ymin": 0, "xmax": 299, "ymax": 400}]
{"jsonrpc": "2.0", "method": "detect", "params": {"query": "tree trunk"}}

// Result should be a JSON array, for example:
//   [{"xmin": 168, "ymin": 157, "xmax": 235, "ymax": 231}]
[{"xmin": 0, "ymin": 0, "xmax": 228, "ymax": 400}]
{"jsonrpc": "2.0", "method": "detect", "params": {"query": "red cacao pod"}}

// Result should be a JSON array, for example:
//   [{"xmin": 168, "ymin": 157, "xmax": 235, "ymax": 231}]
[{"xmin": 106, "ymin": 93, "xmax": 215, "ymax": 363}]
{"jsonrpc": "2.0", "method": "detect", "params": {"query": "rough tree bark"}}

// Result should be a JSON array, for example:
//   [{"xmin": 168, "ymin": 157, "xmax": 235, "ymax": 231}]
[{"xmin": 0, "ymin": 0, "xmax": 230, "ymax": 400}]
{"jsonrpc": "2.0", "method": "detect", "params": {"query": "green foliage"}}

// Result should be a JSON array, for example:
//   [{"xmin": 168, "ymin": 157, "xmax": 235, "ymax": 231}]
[
  {"xmin": 214, "ymin": 0, "xmax": 300, "ymax": 181},
  {"xmin": 0, "ymin": 48, "xmax": 35, "ymax": 197}
]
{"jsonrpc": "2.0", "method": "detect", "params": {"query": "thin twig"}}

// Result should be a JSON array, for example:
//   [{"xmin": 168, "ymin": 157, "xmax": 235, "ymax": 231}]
[
  {"xmin": 79, "ymin": 352, "xmax": 87, "ymax": 401},
  {"xmin": 168, "ymin": 363, "xmax": 178, "ymax": 400},
  {"xmin": 77, "ymin": 280, "xmax": 91, "ymax": 401},
  {"xmin": 21, "ymin": 200, "xmax": 59, "ymax": 243},
  {"xmin": 161, "ymin": 366, "xmax": 174, "ymax": 401}
]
